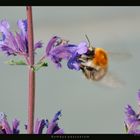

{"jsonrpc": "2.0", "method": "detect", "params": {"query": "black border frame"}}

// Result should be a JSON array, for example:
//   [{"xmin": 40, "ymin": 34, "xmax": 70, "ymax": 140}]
[
  {"xmin": 1, "ymin": 0, "xmax": 140, "ymax": 6},
  {"xmin": 0, "ymin": 0, "xmax": 140, "ymax": 139}
]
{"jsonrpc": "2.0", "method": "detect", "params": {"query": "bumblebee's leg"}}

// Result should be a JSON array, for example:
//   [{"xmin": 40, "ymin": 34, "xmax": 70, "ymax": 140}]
[{"xmin": 80, "ymin": 65, "xmax": 91, "ymax": 79}]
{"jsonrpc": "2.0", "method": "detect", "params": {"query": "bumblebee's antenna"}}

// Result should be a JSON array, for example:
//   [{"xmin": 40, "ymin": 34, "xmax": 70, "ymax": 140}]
[
  {"xmin": 85, "ymin": 34, "xmax": 94, "ymax": 51},
  {"xmin": 85, "ymin": 34, "xmax": 91, "ymax": 47}
]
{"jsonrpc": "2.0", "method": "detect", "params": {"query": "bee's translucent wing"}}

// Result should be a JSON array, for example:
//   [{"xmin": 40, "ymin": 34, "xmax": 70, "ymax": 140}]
[
  {"xmin": 107, "ymin": 51, "xmax": 132, "ymax": 62},
  {"xmin": 106, "ymin": 46, "xmax": 132, "ymax": 62},
  {"xmin": 93, "ymin": 71, "xmax": 125, "ymax": 88}
]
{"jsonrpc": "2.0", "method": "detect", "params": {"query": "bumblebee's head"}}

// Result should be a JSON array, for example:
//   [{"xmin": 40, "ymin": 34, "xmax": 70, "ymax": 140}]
[{"xmin": 93, "ymin": 48, "xmax": 108, "ymax": 68}]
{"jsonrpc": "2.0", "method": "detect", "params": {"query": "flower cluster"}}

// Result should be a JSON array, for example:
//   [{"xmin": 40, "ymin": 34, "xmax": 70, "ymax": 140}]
[
  {"xmin": 0, "ymin": 111, "xmax": 63, "ymax": 134},
  {"xmin": 124, "ymin": 90, "xmax": 140, "ymax": 134},
  {"xmin": 45, "ymin": 36, "xmax": 88, "ymax": 70},
  {"xmin": 0, "ymin": 19, "xmax": 42, "ymax": 64}
]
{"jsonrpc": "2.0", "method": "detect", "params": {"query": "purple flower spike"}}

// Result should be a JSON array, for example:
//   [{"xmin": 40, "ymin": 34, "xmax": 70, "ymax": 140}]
[
  {"xmin": 0, "ymin": 112, "xmax": 20, "ymax": 134},
  {"xmin": 0, "ymin": 111, "xmax": 64, "ymax": 134},
  {"xmin": 46, "ymin": 110, "xmax": 64, "ymax": 134},
  {"xmin": 0, "ymin": 19, "xmax": 43, "ymax": 61},
  {"xmin": 24, "ymin": 111, "xmax": 63, "ymax": 134},
  {"xmin": 34, "ymin": 118, "xmax": 46, "ymax": 134},
  {"xmin": 1, "ymin": 119, "xmax": 12, "ymax": 134},
  {"xmin": 125, "ymin": 105, "xmax": 138, "ymax": 127},
  {"xmin": 124, "ymin": 90, "xmax": 140, "ymax": 134},
  {"xmin": 46, "ymin": 36, "xmax": 88, "ymax": 70}
]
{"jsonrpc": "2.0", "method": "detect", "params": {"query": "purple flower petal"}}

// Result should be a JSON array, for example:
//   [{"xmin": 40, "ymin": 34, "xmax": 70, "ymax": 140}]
[
  {"xmin": 17, "ymin": 19, "xmax": 27, "ymax": 37},
  {"xmin": 66, "ymin": 42, "xmax": 88, "ymax": 70},
  {"xmin": 0, "ymin": 20, "xmax": 10, "ymax": 29},
  {"xmin": 126, "ymin": 121, "xmax": 140, "ymax": 134},
  {"xmin": 46, "ymin": 110, "xmax": 62, "ymax": 134},
  {"xmin": 52, "ymin": 110, "xmax": 61, "ymax": 123},
  {"xmin": 0, "ymin": 20, "xmax": 18, "ymax": 56},
  {"xmin": 34, "ymin": 118, "xmax": 45, "ymax": 134},
  {"xmin": 46, "ymin": 36, "xmax": 60, "ymax": 56},
  {"xmin": 47, "ymin": 123, "xmax": 59, "ymax": 134},
  {"xmin": 15, "ymin": 32, "xmax": 28, "ymax": 53},
  {"xmin": 1, "ymin": 119, "xmax": 12, "ymax": 134},
  {"xmin": 125, "ymin": 105, "xmax": 136, "ymax": 116},
  {"xmin": 12, "ymin": 119, "xmax": 20, "ymax": 134},
  {"xmin": 128, "ymin": 129, "xmax": 140, "ymax": 134},
  {"xmin": 0, "ymin": 32, "xmax": 6, "ymax": 43},
  {"xmin": 76, "ymin": 42, "xmax": 88, "ymax": 54},
  {"xmin": 0, "ymin": 20, "xmax": 10, "ymax": 37},
  {"xmin": 125, "ymin": 105, "xmax": 138, "ymax": 126},
  {"xmin": 0, "ymin": 45, "xmax": 16, "ymax": 56},
  {"xmin": 0, "ymin": 112, "xmax": 7, "ymax": 122},
  {"xmin": 67, "ymin": 52, "xmax": 80, "ymax": 70},
  {"xmin": 8, "ymin": 32, "xmax": 19, "ymax": 51},
  {"xmin": 34, "ymin": 41, "xmax": 43, "ymax": 50},
  {"xmin": 124, "ymin": 90, "xmax": 140, "ymax": 134}
]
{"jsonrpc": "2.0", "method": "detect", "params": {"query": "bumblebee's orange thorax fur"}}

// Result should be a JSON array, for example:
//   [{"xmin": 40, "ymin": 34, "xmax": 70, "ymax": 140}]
[{"xmin": 93, "ymin": 48, "xmax": 108, "ymax": 68}]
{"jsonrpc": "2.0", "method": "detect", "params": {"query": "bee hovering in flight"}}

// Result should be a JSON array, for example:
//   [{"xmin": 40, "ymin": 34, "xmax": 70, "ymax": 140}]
[
  {"xmin": 47, "ymin": 35, "xmax": 131, "ymax": 88},
  {"xmin": 77, "ymin": 35, "xmax": 130, "ymax": 88},
  {"xmin": 79, "ymin": 35, "xmax": 108, "ymax": 81}
]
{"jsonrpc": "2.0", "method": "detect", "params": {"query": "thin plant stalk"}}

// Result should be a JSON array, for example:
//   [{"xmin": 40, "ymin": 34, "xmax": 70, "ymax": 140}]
[{"xmin": 26, "ymin": 6, "xmax": 35, "ymax": 134}]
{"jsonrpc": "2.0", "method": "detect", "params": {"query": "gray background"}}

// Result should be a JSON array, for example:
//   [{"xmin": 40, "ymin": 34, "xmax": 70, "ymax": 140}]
[{"xmin": 0, "ymin": 6, "xmax": 140, "ymax": 133}]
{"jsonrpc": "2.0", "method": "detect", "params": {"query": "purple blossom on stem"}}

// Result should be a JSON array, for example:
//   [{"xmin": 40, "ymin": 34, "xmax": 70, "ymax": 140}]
[
  {"xmin": 0, "ymin": 112, "xmax": 20, "ymax": 134},
  {"xmin": 0, "ymin": 19, "xmax": 43, "ymax": 64},
  {"xmin": 46, "ymin": 36, "xmax": 88, "ymax": 70},
  {"xmin": 0, "ymin": 111, "xmax": 63, "ymax": 134},
  {"xmin": 46, "ymin": 110, "xmax": 64, "ymax": 134},
  {"xmin": 25, "ymin": 110, "xmax": 64, "ymax": 134},
  {"xmin": 34, "ymin": 119, "xmax": 46, "ymax": 134},
  {"xmin": 12, "ymin": 119, "xmax": 20, "ymax": 134},
  {"xmin": 124, "ymin": 90, "xmax": 140, "ymax": 134}
]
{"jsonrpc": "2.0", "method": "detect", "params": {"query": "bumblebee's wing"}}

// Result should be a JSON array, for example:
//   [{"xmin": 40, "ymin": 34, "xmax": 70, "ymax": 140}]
[
  {"xmin": 95, "ymin": 71, "xmax": 125, "ymax": 88},
  {"xmin": 106, "ymin": 47, "xmax": 132, "ymax": 62}
]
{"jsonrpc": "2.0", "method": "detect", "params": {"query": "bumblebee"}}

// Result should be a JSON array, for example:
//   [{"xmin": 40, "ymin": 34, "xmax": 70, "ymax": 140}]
[{"xmin": 79, "ymin": 46, "xmax": 108, "ymax": 81}]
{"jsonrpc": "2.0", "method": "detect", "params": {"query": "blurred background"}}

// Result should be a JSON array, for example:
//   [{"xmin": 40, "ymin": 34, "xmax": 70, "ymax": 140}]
[{"xmin": 0, "ymin": 6, "xmax": 140, "ymax": 133}]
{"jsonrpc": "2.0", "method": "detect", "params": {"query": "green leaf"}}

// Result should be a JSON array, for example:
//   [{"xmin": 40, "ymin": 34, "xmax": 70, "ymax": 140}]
[
  {"xmin": 5, "ymin": 59, "xmax": 27, "ymax": 65},
  {"xmin": 33, "ymin": 61, "xmax": 48, "ymax": 71}
]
